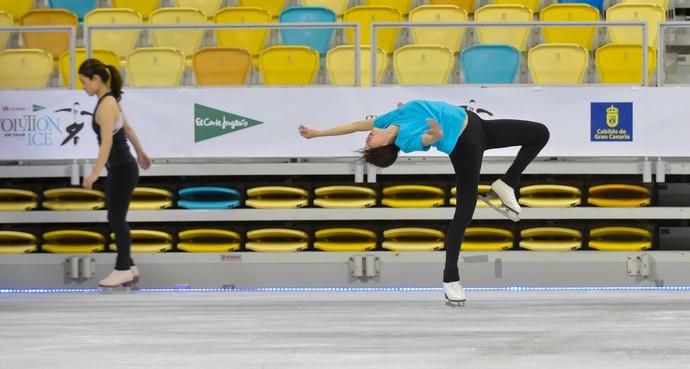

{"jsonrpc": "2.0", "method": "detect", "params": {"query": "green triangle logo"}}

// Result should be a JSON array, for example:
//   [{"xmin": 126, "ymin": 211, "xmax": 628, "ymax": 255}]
[
  {"xmin": 194, "ymin": 103, "xmax": 263, "ymax": 143},
  {"xmin": 33, "ymin": 104, "xmax": 46, "ymax": 112}
]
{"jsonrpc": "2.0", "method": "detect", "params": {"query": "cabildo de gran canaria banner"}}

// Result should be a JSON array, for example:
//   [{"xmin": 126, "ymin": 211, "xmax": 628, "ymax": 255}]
[{"xmin": 1, "ymin": 86, "xmax": 688, "ymax": 161}]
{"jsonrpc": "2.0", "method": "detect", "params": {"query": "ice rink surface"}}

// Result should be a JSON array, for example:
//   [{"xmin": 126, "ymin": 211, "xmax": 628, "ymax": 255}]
[{"xmin": 1, "ymin": 289, "xmax": 690, "ymax": 369}]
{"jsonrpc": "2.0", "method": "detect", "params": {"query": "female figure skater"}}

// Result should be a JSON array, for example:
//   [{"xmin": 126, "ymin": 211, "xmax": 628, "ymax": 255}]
[
  {"xmin": 298, "ymin": 100, "xmax": 549, "ymax": 305},
  {"xmin": 78, "ymin": 59, "xmax": 151, "ymax": 288}
]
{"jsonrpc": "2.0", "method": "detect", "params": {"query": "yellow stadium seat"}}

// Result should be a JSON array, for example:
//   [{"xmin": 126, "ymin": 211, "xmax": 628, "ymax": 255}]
[
  {"xmin": 245, "ymin": 186, "xmax": 309, "ymax": 208},
  {"xmin": 314, "ymin": 228, "xmax": 377, "ymax": 252},
  {"xmin": 494, "ymin": 0, "xmax": 541, "ymax": 13},
  {"xmin": 84, "ymin": 8, "xmax": 143, "ymax": 62},
  {"xmin": 540, "ymin": 4, "xmax": 600, "ymax": 50},
  {"xmin": 0, "ymin": 231, "xmax": 37, "ymax": 254},
  {"xmin": 429, "ymin": 0, "xmax": 476, "ymax": 13},
  {"xmin": 313, "ymin": 185, "xmax": 378, "ymax": 208},
  {"xmin": 0, "ymin": 10, "xmax": 12, "ymax": 50},
  {"xmin": 177, "ymin": 229, "xmax": 241, "ymax": 252},
  {"xmin": 193, "ymin": 47, "xmax": 252, "ymax": 85},
  {"xmin": 42, "ymin": 188, "xmax": 105, "ymax": 210},
  {"xmin": 393, "ymin": 44, "xmax": 454, "ymax": 85},
  {"xmin": 42, "ymin": 230, "xmax": 105, "ymax": 253},
  {"xmin": 382, "ymin": 185, "xmax": 445, "ymax": 208},
  {"xmin": 589, "ymin": 226, "xmax": 652, "ymax": 251},
  {"xmin": 0, "ymin": 0, "xmax": 31, "ymax": 24},
  {"xmin": 245, "ymin": 228, "xmax": 309, "ymax": 252},
  {"xmin": 528, "ymin": 43, "xmax": 589, "ymax": 84},
  {"xmin": 382, "ymin": 227, "xmax": 445, "ymax": 251},
  {"xmin": 215, "ymin": 7, "xmax": 271, "ymax": 61},
  {"xmin": 110, "ymin": 230, "xmax": 173, "ymax": 253},
  {"xmin": 606, "ymin": 3, "xmax": 665, "ymax": 47},
  {"xmin": 150, "ymin": 7, "xmax": 207, "ymax": 61},
  {"xmin": 587, "ymin": 184, "xmax": 651, "ymax": 207},
  {"xmin": 21, "ymin": 9, "xmax": 78, "ymax": 61},
  {"xmin": 302, "ymin": 0, "xmax": 350, "ymax": 16},
  {"xmin": 462, "ymin": 227, "xmax": 513, "ymax": 251},
  {"xmin": 518, "ymin": 184, "xmax": 582, "ymax": 207},
  {"xmin": 0, "ymin": 189, "xmax": 38, "ymax": 211},
  {"xmin": 127, "ymin": 47, "xmax": 186, "ymax": 87},
  {"xmin": 409, "ymin": 5, "xmax": 467, "ymax": 53},
  {"xmin": 365, "ymin": 0, "xmax": 414, "ymax": 16},
  {"xmin": 129, "ymin": 187, "xmax": 173, "ymax": 210},
  {"xmin": 0, "ymin": 49, "xmax": 53, "ymax": 89},
  {"xmin": 326, "ymin": 45, "xmax": 388, "ymax": 86},
  {"xmin": 259, "ymin": 45, "xmax": 319, "ymax": 85},
  {"xmin": 112, "ymin": 0, "xmax": 160, "ymax": 21},
  {"xmin": 238, "ymin": 0, "xmax": 287, "ymax": 18},
  {"xmin": 343, "ymin": 6, "xmax": 402, "ymax": 54},
  {"xmin": 474, "ymin": 4, "xmax": 532, "ymax": 51},
  {"xmin": 59, "ymin": 49, "xmax": 120, "ymax": 88},
  {"xmin": 176, "ymin": 0, "xmax": 222, "ymax": 19},
  {"xmin": 595, "ymin": 43, "xmax": 656, "ymax": 84},
  {"xmin": 520, "ymin": 227, "xmax": 583, "ymax": 251},
  {"xmin": 622, "ymin": 0, "xmax": 668, "ymax": 11}
]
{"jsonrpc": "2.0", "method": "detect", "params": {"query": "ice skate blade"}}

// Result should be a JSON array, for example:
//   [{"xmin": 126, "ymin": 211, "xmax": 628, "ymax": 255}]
[
  {"xmin": 478, "ymin": 194, "xmax": 520, "ymax": 222},
  {"xmin": 444, "ymin": 294, "xmax": 466, "ymax": 307}
]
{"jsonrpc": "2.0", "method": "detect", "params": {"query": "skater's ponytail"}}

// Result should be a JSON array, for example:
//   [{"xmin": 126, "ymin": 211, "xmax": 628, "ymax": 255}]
[
  {"xmin": 361, "ymin": 144, "xmax": 400, "ymax": 168},
  {"xmin": 78, "ymin": 58, "xmax": 124, "ymax": 101}
]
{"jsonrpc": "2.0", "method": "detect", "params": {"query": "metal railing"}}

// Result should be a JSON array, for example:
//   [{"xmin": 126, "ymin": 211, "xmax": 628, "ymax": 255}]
[{"xmin": 658, "ymin": 21, "xmax": 690, "ymax": 85}]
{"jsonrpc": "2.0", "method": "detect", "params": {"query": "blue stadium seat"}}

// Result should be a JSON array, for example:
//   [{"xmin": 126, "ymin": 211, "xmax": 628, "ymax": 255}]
[
  {"xmin": 178, "ymin": 187, "xmax": 242, "ymax": 209},
  {"xmin": 461, "ymin": 44, "xmax": 520, "ymax": 83},
  {"xmin": 279, "ymin": 6, "xmax": 337, "ymax": 55},
  {"xmin": 557, "ymin": 0, "xmax": 604, "ymax": 13},
  {"xmin": 49, "ymin": 0, "xmax": 97, "ymax": 22}
]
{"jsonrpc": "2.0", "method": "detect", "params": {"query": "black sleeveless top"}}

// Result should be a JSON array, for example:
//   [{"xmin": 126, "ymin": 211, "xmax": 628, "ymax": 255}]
[{"xmin": 92, "ymin": 92, "xmax": 135, "ymax": 167}]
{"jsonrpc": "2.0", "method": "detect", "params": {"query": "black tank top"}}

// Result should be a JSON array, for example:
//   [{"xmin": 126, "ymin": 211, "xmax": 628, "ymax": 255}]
[{"xmin": 92, "ymin": 92, "xmax": 135, "ymax": 167}]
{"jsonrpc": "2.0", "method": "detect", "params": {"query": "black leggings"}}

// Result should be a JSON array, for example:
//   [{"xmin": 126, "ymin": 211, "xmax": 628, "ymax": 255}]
[
  {"xmin": 443, "ymin": 111, "xmax": 550, "ymax": 282},
  {"xmin": 105, "ymin": 161, "xmax": 139, "ymax": 271}
]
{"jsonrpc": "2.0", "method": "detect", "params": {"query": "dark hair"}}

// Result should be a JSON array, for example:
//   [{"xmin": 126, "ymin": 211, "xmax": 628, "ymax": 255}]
[
  {"xmin": 78, "ymin": 58, "xmax": 123, "ymax": 101},
  {"xmin": 361, "ymin": 144, "xmax": 400, "ymax": 168}
]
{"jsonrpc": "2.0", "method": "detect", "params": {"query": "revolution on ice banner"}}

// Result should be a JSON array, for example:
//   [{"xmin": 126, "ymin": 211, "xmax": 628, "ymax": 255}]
[{"xmin": 1, "ymin": 86, "xmax": 689, "ymax": 161}]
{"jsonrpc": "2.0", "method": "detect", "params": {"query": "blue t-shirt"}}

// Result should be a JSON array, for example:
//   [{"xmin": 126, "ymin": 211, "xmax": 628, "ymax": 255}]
[{"xmin": 373, "ymin": 100, "xmax": 468, "ymax": 154}]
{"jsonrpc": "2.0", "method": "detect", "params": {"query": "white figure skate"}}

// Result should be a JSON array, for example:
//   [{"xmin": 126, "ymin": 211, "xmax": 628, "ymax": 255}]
[
  {"xmin": 99, "ymin": 269, "xmax": 134, "ymax": 292},
  {"xmin": 123, "ymin": 266, "xmax": 140, "ymax": 290},
  {"xmin": 443, "ymin": 281, "xmax": 467, "ymax": 307},
  {"xmin": 478, "ymin": 179, "xmax": 521, "ymax": 222}
]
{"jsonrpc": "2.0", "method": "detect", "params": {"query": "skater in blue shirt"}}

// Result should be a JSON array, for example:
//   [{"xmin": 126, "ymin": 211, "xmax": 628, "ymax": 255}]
[{"xmin": 299, "ymin": 100, "xmax": 549, "ymax": 305}]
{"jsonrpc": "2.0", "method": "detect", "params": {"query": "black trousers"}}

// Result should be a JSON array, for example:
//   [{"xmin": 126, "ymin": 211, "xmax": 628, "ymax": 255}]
[
  {"xmin": 105, "ymin": 160, "xmax": 139, "ymax": 271},
  {"xmin": 443, "ymin": 111, "xmax": 550, "ymax": 282}
]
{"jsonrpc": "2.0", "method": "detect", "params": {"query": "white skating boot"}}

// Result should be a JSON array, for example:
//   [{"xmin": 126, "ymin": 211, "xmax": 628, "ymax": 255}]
[
  {"xmin": 443, "ymin": 281, "xmax": 467, "ymax": 307},
  {"xmin": 99, "ymin": 269, "xmax": 134, "ymax": 289},
  {"xmin": 490, "ymin": 179, "xmax": 521, "ymax": 213},
  {"xmin": 123, "ymin": 266, "xmax": 140, "ymax": 289}
]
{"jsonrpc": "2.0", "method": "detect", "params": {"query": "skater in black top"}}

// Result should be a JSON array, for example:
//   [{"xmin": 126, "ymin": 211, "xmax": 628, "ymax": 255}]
[
  {"xmin": 299, "ymin": 100, "xmax": 549, "ymax": 305},
  {"xmin": 78, "ymin": 58, "xmax": 151, "ymax": 288}
]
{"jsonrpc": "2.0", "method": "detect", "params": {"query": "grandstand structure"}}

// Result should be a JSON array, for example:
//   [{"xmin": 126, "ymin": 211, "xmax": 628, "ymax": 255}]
[{"xmin": 2, "ymin": 0, "xmax": 690, "ymax": 289}]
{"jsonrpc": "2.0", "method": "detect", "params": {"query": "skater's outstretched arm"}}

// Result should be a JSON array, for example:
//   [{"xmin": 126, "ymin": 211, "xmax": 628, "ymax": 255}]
[{"xmin": 298, "ymin": 119, "xmax": 373, "ymax": 139}]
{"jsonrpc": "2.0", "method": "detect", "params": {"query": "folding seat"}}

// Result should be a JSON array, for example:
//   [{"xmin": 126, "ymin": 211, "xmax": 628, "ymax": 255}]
[
  {"xmin": 129, "ymin": 187, "xmax": 174, "ymax": 210},
  {"xmin": 460, "ymin": 44, "xmax": 520, "ymax": 83},
  {"xmin": 494, "ymin": 0, "xmax": 541, "ymax": 13},
  {"xmin": 364, "ymin": 0, "xmax": 414, "ymax": 16},
  {"xmin": 238, "ymin": 0, "xmax": 288, "ymax": 18},
  {"xmin": 382, "ymin": 227, "xmax": 445, "ymax": 251},
  {"xmin": 42, "ymin": 188, "xmax": 105, "ymax": 210},
  {"xmin": 540, "ymin": 4, "xmax": 600, "ymax": 50},
  {"xmin": 461, "ymin": 227, "xmax": 513, "ymax": 251},
  {"xmin": 0, "ymin": 189, "xmax": 38, "ymax": 210},
  {"xmin": 520, "ymin": 227, "xmax": 583, "ymax": 251},
  {"xmin": 528, "ymin": 43, "xmax": 589, "ymax": 84},
  {"xmin": 518, "ymin": 184, "xmax": 581, "ymax": 207},
  {"xmin": 177, "ymin": 229, "xmax": 241, "ymax": 252},
  {"xmin": 245, "ymin": 186, "xmax": 309, "ymax": 208},
  {"xmin": 215, "ymin": 7, "xmax": 271, "ymax": 63},
  {"xmin": 314, "ymin": 228, "xmax": 377, "ymax": 252},
  {"xmin": 606, "ymin": 3, "xmax": 665, "ymax": 47},
  {"xmin": 0, "ymin": 10, "xmax": 13, "ymax": 50},
  {"xmin": 42, "ymin": 229, "xmax": 105, "ymax": 253},
  {"xmin": 588, "ymin": 226, "xmax": 652, "ymax": 251},
  {"xmin": 0, "ymin": 231, "xmax": 37, "ymax": 254},
  {"xmin": 259, "ymin": 45, "xmax": 320, "ymax": 85},
  {"xmin": 59, "ymin": 49, "xmax": 120, "ymax": 88},
  {"xmin": 313, "ymin": 185, "xmax": 377, "ymax": 208},
  {"xmin": 595, "ymin": 43, "xmax": 656, "ymax": 84},
  {"xmin": 193, "ymin": 47, "xmax": 252, "ymax": 85},
  {"xmin": 302, "ymin": 0, "xmax": 350, "ymax": 17},
  {"xmin": 429, "ymin": 0, "xmax": 476, "ymax": 14},
  {"xmin": 150, "ymin": 7, "xmax": 207, "ymax": 62},
  {"xmin": 343, "ymin": 6, "xmax": 402, "ymax": 54},
  {"xmin": 326, "ymin": 45, "xmax": 388, "ymax": 86},
  {"xmin": 112, "ymin": 0, "xmax": 160, "ymax": 21},
  {"xmin": 382, "ymin": 185, "xmax": 445, "ymax": 208},
  {"xmin": 587, "ymin": 184, "xmax": 651, "ymax": 207},
  {"xmin": 393, "ymin": 44, "xmax": 454, "ymax": 84},
  {"xmin": 21, "ymin": 9, "xmax": 78, "ymax": 61},
  {"xmin": 474, "ymin": 4, "xmax": 532, "ymax": 51},
  {"xmin": 49, "ymin": 0, "xmax": 97, "ymax": 23},
  {"xmin": 175, "ymin": 0, "xmax": 223, "ymax": 19},
  {"xmin": 621, "ymin": 0, "xmax": 668, "ymax": 11},
  {"xmin": 279, "ymin": 6, "xmax": 336, "ymax": 55},
  {"xmin": 177, "ymin": 186, "xmax": 242, "ymax": 209},
  {"xmin": 126, "ymin": 47, "xmax": 186, "ymax": 87},
  {"xmin": 557, "ymin": 0, "xmax": 604, "ymax": 13},
  {"xmin": 0, "ymin": 49, "xmax": 53, "ymax": 89},
  {"xmin": 84, "ymin": 8, "xmax": 143, "ymax": 63},
  {"xmin": 450, "ymin": 185, "xmax": 503, "ymax": 208},
  {"xmin": 245, "ymin": 228, "xmax": 309, "ymax": 252},
  {"xmin": 409, "ymin": 5, "xmax": 468, "ymax": 54},
  {"xmin": 0, "ymin": 0, "xmax": 32, "ymax": 24},
  {"xmin": 110, "ymin": 230, "xmax": 173, "ymax": 253}
]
